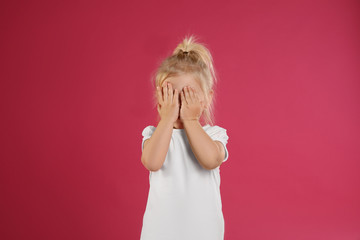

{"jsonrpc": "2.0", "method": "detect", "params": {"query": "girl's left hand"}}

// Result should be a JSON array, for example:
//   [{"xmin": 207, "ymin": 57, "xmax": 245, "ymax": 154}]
[{"xmin": 180, "ymin": 86, "xmax": 205, "ymax": 122}]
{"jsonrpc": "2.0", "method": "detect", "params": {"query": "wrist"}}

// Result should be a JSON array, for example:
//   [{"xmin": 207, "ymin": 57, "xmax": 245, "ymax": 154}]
[
  {"xmin": 159, "ymin": 118, "xmax": 174, "ymax": 129},
  {"xmin": 182, "ymin": 119, "xmax": 200, "ymax": 127},
  {"xmin": 183, "ymin": 119, "xmax": 198, "ymax": 122}
]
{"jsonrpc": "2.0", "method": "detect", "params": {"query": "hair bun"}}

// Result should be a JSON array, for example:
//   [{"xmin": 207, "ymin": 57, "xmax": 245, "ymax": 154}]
[{"xmin": 182, "ymin": 49, "xmax": 189, "ymax": 55}]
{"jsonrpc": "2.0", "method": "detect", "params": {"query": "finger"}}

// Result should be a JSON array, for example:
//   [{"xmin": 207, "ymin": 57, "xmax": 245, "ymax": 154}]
[
  {"xmin": 185, "ymin": 86, "xmax": 191, "ymax": 103},
  {"xmin": 162, "ymin": 81, "xmax": 168, "ymax": 102},
  {"xmin": 199, "ymin": 96, "xmax": 204, "ymax": 110},
  {"xmin": 181, "ymin": 90, "xmax": 188, "ymax": 105},
  {"xmin": 157, "ymin": 103, "xmax": 161, "ymax": 114},
  {"xmin": 178, "ymin": 90, "xmax": 182, "ymax": 106},
  {"xmin": 156, "ymin": 86, "xmax": 163, "ymax": 104},
  {"xmin": 189, "ymin": 87, "xmax": 196, "ymax": 103},
  {"xmin": 202, "ymin": 100, "xmax": 208, "ymax": 110},
  {"xmin": 194, "ymin": 91, "xmax": 200, "ymax": 101},
  {"xmin": 195, "ymin": 91, "xmax": 202, "ymax": 105},
  {"xmin": 173, "ymin": 88, "xmax": 179, "ymax": 105},
  {"xmin": 168, "ymin": 82, "xmax": 173, "ymax": 103}
]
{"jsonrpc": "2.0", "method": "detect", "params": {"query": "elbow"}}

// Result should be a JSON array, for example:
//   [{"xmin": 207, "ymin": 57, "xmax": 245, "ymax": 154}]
[
  {"xmin": 141, "ymin": 155, "xmax": 161, "ymax": 172},
  {"xmin": 204, "ymin": 153, "xmax": 223, "ymax": 170},
  {"xmin": 200, "ymin": 156, "xmax": 221, "ymax": 170},
  {"xmin": 211, "ymin": 157, "xmax": 222, "ymax": 170}
]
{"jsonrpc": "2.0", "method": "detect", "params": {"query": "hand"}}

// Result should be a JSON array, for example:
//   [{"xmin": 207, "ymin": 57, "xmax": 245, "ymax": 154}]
[
  {"xmin": 180, "ymin": 86, "xmax": 205, "ymax": 122},
  {"xmin": 156, "ymin": 81, "xmax": 180, "ymax": 123}
]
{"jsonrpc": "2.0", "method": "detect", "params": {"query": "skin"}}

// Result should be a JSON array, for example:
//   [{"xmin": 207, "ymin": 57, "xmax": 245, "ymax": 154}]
[{"xmin": 141, "ymin": 74, "xmax": 226, "ymax": 171}]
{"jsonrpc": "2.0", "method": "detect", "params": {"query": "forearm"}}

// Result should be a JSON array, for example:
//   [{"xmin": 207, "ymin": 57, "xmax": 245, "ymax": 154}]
[
  {"xmin": 183, "ymin": 120, "xmax": 220, "ymax": 170},
  {"xmin": 141, "ymin": 119, "xmax": 173, "ymax": 171}
]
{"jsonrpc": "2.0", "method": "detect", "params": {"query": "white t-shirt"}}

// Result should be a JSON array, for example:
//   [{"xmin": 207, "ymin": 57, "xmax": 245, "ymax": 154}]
[{"xmin": 140, "ymin": 124, "xmax": 229, "ymax": 240}]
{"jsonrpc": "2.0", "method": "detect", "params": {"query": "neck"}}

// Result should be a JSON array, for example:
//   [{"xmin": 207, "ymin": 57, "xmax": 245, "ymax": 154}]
[{"xmin": 173, "ymin": 120, "xmax": 184, "ymax": 129}]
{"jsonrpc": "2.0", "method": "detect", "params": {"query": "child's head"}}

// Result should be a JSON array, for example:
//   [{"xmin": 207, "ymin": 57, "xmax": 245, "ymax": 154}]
[{"xmin": 151, "ymin": 34, "xmax": 218, "ymax": 126}]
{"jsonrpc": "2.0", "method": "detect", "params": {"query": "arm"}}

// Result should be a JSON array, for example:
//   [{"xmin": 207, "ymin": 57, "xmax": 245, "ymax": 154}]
[
  {"xmin": 141, "ymin": 119, "xmax": 173, "ymax": 172},
  {"xmin": 141, "ymin": 81, "xmax": 180, "ymax": 172},
  {"xmin": 183, "ymin": 120, "xmax": 225, "ymax": 170},
  {"xmin": 179, "ymin": 85, "xmax": 225, "ymax": 170}
]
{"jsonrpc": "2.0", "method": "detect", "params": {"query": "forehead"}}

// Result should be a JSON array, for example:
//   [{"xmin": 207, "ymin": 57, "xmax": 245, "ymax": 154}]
[{"xmin": 166, "ymin": 74, "xmax": 200, "ymax": 88}]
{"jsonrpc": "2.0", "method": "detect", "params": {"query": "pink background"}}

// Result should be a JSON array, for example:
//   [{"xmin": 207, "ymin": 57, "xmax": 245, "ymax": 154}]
[{"xmin": 1, "ymin": 0, "xmax": 359, "ymax": 239}]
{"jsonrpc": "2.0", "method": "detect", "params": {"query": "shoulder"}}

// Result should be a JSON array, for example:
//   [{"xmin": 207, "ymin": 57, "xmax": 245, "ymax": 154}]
[
  {"xmin": 204, "ymin": 124, "xmax": 228, "ymax": 134},
  {"xmin": 204, "ymin": 124, "xmax": 229, "ymax": 143},
  {"xmin": 142, "ymin": 125, "xmax": 156, "ymax": 137},
  {"xmin": 205, "ymin": 125, "xmax": 230, "ymax": 162}
]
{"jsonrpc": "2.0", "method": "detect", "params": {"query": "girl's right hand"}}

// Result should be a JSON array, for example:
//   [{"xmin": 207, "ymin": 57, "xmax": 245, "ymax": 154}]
[{"xmin": 157, "ymin": 81, "xmax": 180, "ymax": 124}]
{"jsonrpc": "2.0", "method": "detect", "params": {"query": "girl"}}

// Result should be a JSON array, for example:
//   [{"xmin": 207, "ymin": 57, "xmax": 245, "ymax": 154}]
[{"xmin": 140, "ymin": 35, "xmax": 229, "ymax": 240}]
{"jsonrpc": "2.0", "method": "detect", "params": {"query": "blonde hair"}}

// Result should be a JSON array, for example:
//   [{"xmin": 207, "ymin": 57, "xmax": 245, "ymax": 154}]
[{"xmin": 150, "ymin": 34, "xmax": 219, "ymax": 126}]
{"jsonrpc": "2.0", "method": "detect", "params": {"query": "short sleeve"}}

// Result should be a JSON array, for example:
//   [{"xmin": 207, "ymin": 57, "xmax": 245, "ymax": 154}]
[
  {"xmin": 206, "ymin": 125, "xmax": 229, "ymax": 162},
  {"xmin": 141, "ymin": 126, "xmax": 156, "ymax": 152}
]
